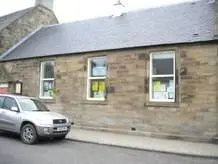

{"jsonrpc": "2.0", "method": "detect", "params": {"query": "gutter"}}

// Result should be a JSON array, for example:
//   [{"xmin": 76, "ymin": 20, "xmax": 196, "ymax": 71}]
[{"xmin": 0, "ymin": 40, "xmax": 217, "ymax": 62}]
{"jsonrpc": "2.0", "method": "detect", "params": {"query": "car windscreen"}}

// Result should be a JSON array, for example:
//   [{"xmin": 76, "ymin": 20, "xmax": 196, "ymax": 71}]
[{"xmin": 17, "ymin": 98, "xmax": 49, "ymax": 112}]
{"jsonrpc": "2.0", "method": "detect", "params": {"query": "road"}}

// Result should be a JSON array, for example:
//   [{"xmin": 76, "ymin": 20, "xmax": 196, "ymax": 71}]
[{"xmin": 0, "ymin": 132, "xmax": 217, "ymax": 164}]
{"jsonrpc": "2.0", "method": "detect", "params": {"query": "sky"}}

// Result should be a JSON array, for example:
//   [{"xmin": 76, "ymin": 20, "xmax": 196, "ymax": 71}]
[{"xmin": 0, "ymin": 0, "xmax": 195, "ymax": 23}]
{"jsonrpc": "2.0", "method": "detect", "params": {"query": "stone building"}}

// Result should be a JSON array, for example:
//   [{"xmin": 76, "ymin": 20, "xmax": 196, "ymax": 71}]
[
  {"xmin": 0, "ymin": 0, "xmax": 58, "ymax": 55},
  {"xmin": 0, "ymin": 0, "xmax": 58, "ymax": 93},
  {"xmin": 0, "ymin": 0, "xmax": 217, "ymax": 142}
]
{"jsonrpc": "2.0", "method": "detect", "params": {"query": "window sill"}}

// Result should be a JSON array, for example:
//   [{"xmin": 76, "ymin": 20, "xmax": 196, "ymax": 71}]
[
  {"xmin": 82, "ymin": 100, "xmax": 108, "ymax": 105},
  {"xmin": 145, "ymin": 101, "xmax": 179, "ymax": 108}
]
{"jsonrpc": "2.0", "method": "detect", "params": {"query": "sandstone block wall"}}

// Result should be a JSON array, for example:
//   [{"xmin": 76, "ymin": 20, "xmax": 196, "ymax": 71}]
[{"xmin": 0, "ymin": 43, "xmax": 217, "ymax": 141}]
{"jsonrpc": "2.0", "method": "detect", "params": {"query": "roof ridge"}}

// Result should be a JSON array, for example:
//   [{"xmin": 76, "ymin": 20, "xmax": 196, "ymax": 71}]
[
  {"xmin": 0, "ymin": 6, "xmax": 35, "ymax": 31},
  {"xmin": 43, "ymin": 0, "xmax": 201, "ymax": 29},
  {"xmin": 0, "ymin": 6, "xmax": 34, "ymax": 19}
]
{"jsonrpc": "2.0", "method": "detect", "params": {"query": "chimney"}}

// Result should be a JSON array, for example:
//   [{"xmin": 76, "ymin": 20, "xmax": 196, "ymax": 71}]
[
  {"xmin": 35, "ymin": 0, "xmax": 54, "ymax": 10},
  {"xmin": 112, "ymin": 0, "xmax": 125, "ymax": 17}
]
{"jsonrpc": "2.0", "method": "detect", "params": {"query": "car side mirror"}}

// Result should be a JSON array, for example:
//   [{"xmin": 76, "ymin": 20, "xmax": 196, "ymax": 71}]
[{"xmin": 11, "ymin": 106, "xmax": 19, "ymax": 112}]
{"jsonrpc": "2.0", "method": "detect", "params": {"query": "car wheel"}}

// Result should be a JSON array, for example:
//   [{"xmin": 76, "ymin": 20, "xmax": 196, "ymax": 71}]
[{"xmin": 20, "ymin": 124, "xmax": 38, "ymax": 144}]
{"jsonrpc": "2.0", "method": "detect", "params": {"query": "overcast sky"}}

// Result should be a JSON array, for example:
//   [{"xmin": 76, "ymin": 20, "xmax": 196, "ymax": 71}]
[{"xmin": 0, "ymin": 0, "xmax": 195, "ymax": 23}]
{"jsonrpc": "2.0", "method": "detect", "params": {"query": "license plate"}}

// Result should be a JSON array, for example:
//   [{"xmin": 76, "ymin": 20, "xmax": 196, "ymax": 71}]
[{"xmin": 56, "ymin": 127, "xmax": 67, "ymax": 131}]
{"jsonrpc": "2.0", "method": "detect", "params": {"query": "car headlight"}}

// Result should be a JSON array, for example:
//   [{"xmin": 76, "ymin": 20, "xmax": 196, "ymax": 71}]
[
  {"xmin": 43, "ymin": 127, "xmax": 50, "ymax": 134},
  {"xmin": 66, "ymin": 117, "xmax": 70, "ymax": 123}
]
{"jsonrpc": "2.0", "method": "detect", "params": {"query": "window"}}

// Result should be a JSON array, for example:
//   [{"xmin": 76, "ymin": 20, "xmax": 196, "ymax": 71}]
[
  {"xmin": 149, "ymin": 51, "xmax": 175, "ymax": 102},
  {"xmin": 40, "ymin": 61, "xmax": 54, "ymax": 99},
  {"xmin": 87, "ymin": 57, "xmax": 107, "ymax": 100},
  {"xmin": 2, "ymin": 97, "xmax": 18, "ymax": 110}
]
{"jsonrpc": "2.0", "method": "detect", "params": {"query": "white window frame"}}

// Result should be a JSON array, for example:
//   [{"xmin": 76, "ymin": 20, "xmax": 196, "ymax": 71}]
[
  {"xmin": 87, "ymin": 57, "xmax": 106, "ymax": 101},
  {"xmin": 149, "ymin": 51, "xmax": 176, "ymax": 102},
  {"xmin": 39, "ymin": 61, "xmax": 55, "ymax": 99}
]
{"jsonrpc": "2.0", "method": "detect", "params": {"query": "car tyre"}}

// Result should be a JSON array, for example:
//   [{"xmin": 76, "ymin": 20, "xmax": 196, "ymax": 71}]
[{"xmin": 20, "ymin": 124, "xmax": 38, "ymax": 144}]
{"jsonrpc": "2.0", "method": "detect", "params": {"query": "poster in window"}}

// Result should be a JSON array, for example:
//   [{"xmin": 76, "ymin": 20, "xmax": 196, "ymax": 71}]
[
  {"xmin": 98, "ymin": 81, "xmax": 105, "ymax": 92},
  {"xmin": 90, "ymin": 80, "xmax": 105, "ymax": 98},
  {"xmin": 48, "ymin": 82, "xmax": 52, "ymax": 89},
  {"xmin": 92, "ymin": 67, "xmax": 106, "ymax": 76},
  {"xmin": 167, "ymin": 86, "xmax": 173, "ymax": 92},
  {"xmin": 160, "ymin": 84, "xmax": 166, "ymax": 92},
  {"xmin": 162, "ymin": 92, "xmax": 168, "ymax": 99},
  {"xmin": 153, "ymin": 91, "xmax": 168, "ymax": 100},
  {"xmin": 93, "ymin": 91, "xmax": 104, "ymax": 98},
  {"xmin": 43, "ymin": 81, "xmax": 49, "ymax": 91},
  {"xmin": 169, "ymin": 80, "xmax": 173, "ymax": 87},
  {"xmin": 153, "ymin": 92, "xmax": 162, "ymax": 99},
  {"xmin": 153, "ymin": 81, "xmax": 161, "ymax": 92},
  {"xmin": 92, "ymin": 81, "xmax": 99, "ymax": 91},
  {"xmin": 43, "ymin": 81, "xmax": 53, "ymax": 97},
  {"xmin": 168, "ymin": 92, "xmax": 174, "ymax": 99}
]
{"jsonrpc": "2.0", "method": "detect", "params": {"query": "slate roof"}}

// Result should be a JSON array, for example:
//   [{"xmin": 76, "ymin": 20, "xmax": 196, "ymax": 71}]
[
  {"xmin": 0, "ymin": 7, "xmax": 34, "ymax": 31},
  {"xmin": 1, "ymin": 0, "xmax": 217, "ymax": 61}
]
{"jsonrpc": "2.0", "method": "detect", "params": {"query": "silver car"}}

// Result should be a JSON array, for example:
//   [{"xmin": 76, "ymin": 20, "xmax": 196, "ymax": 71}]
[{"xmin": 0, "ymin": 94, "xmax": 71, "ymax": 144}]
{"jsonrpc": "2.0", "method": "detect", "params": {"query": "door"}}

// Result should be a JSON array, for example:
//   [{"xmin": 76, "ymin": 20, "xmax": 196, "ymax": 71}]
[{"xmin": 1, "ymin": 97, "xmax": 20, "ymax": 132}]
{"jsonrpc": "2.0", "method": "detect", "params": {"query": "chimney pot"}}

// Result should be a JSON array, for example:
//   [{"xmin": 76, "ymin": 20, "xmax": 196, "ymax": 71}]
[{"xmin": 112, "ymin": 0, "xmax": 125, "ymax": 17}]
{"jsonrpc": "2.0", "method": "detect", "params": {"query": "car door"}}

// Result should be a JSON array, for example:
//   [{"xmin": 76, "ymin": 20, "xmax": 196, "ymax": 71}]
[
  {"xmin": 1, "ymin": 97, "xmax": 20, "ymax": 132},
  {"xmin": 0, "ymin": 96, "xmax": 6, "ymax": 130}
]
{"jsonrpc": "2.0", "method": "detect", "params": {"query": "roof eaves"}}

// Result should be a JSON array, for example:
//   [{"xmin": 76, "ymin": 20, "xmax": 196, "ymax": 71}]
[
  {"xmin": 1, "ymin": 39, "xmax": 216, "ymax": 62},
  {"xmin": 0, "ymin": 27, "xmax": 43, "ymax": 60}
]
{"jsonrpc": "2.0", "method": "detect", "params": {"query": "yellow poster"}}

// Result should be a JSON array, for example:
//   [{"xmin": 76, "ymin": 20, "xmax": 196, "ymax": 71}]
[
  {"xmin": 92, "ymin": 81, "xmax": 99, "ymax": 91},
  {"xmin": 99, "ymin": 81, "xmax": 105, "ymax": 92},
  {"xmin": 153, "ymin": 81, "xmax": 161, "ymax": 92}
]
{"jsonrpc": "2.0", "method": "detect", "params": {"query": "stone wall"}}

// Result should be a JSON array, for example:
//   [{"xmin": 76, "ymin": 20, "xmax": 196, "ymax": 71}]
[
  {"xmin": 0, "ymin": 43, "xmax": 217, "ymax": 142},
  {"xmin": 0, "ymin": 6, "xmax": 58, "ymax": 55}
]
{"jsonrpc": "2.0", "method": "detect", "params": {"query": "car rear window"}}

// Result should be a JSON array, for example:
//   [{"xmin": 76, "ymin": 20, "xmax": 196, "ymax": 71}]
[{"xmin": 2, "ymin": 97, "xmax": 18, "ymax": 110}]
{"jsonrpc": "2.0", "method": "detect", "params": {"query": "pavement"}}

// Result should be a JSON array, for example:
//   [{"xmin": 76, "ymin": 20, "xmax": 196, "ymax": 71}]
[{"xmin": 66, "ymin": 127, "xmax": 218, "ymax": 158}]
